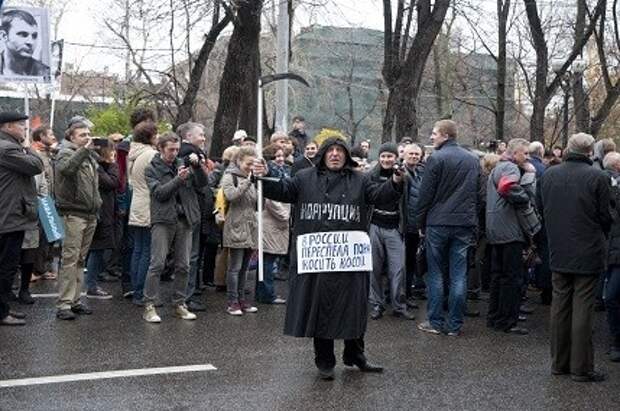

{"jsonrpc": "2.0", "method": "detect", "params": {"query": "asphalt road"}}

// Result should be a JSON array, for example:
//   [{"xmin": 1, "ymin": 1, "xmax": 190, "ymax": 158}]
[{"xmin": 1, "ymin": 276, "xmax": 619, "ymax": 410}]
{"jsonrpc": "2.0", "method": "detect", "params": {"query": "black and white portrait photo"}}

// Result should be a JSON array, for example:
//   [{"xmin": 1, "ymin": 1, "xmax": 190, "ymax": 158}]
[{"xmin": 0, "ymin": 6, "xmax": 51, "ymax": 83}]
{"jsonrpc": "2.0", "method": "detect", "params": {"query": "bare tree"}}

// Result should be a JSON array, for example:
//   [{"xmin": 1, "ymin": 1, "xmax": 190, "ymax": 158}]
[
  {"xmin": 211, "ymin": 0, "xmax": 264, "ymax": 157},
  {"xmin": 382, "ymin": 0, "xmax": 451, "ymax": 142},
  {"xmin": 522, "ymin": 0, "xmax": 606, "ymax": 142}
]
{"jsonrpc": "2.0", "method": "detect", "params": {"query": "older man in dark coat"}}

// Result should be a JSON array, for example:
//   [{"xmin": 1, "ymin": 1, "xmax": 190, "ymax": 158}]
[
  {"xmin": 541, "ymin": 132, "xmax": 613, "ymax": 383},
  {"xmin": 0, "ymin": 111, "xmax": 44, "ymax": 325},
  {"xmin": 254, "ymin": 137, "xmax": 403, "ymax": 380}
]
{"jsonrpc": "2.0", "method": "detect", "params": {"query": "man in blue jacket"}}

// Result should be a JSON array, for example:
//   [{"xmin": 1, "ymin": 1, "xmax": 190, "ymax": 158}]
[{"xmin": 415, "ymin": 120, "xmax": 482, "ymax": 336}]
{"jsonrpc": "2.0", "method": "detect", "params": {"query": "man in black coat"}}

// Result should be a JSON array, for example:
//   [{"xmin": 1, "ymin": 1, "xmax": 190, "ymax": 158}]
[
  {"xmin": 0, "ymin": 111, "xmax": 43, "ymax": 325},
  {"xmin": 254, "ymin": 137, "xmax": 403, "ymax": 380},
  {"xmin": 541, "ymin": 132, "xmax": 613, "ymax": 383}
]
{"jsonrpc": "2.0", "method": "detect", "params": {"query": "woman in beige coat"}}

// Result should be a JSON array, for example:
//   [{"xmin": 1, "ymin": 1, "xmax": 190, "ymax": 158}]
[
  {"xmin": 127, "ymin": 122, "xmax": 158, "ymax": 305},
  {"xmin": 222, "ymin": 146, "xmax": 258, "ymax": 315}
]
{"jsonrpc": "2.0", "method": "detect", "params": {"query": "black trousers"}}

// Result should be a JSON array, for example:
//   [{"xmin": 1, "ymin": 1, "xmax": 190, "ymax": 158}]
[
  {"xmin": 201, "ymin": 242, "xmax": 218, "ymax": 284},
  {"xmin": 487, "ymin": 242, "xmax": 524, "ymax": 331},
  {"xmin": 551, "ymin": 272, "xmax": 597, "ymax": 376},
  {"xmin": 0, "ymin": 231, "xmax": 25, "ymax": 319},
  {"xmin": 313, "ymin": 337, "xmax": 365, "ymax": 370},
  {"xmin": 404, "ymin": 232, "xmax": 422, "ymax": 297}
]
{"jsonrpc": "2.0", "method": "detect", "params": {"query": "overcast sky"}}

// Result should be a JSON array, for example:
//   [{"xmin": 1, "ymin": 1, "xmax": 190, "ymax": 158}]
[{"xmin": 51, "ymin": 0, "xmax": 390, "ymax": 75}]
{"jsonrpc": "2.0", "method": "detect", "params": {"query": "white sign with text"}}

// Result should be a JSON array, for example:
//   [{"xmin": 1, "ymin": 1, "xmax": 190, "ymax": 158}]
[{"xmin": 296, "ymin": 231, "xmax": 373, "ymax": 274}]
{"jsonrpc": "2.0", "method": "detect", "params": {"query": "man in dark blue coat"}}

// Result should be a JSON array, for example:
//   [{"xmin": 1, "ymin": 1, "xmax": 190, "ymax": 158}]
[
  {"xmin": 254, "ymin": 137, "xmax": 403, "ymax": 380},
  {"xmin": 415, "ymin": 119, "xmax": 482, "ymax": 336}
]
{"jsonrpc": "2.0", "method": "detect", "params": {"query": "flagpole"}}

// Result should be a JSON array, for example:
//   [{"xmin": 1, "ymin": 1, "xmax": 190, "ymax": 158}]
[{"xmin": 257, "ymin": 78, "xmax": 264, "ymax": 283}]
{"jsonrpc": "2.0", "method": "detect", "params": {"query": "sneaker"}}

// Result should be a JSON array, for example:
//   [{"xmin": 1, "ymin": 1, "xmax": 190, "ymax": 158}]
[
  {"xmin": 122, "ymin": 290, "xmax": 134, "ymax": 299},
  {"xmin": 240, "ymin": 300, "xmax": 258, "ymax": 313},
  {"xmin": 70, "ymin": 304, "xmax": 93, "ymax": 315},
  {"xmin": 56, "ymin": 309, "xmax": 76, "ymax": 321},
  {"xmin": 86, "ymin": 287, "xmax": 113, "ymax": 300},
  {"xmin": 392, "ymin": 310, "xmax": 416, "ymax": 320},
  {"xmin": 226, "ymin": 302, "xmax": 243, "ymax": 316},
  {"xmin": 143, "ymin": 304, "xmax": 161, "ymax": 323},
  {"xmin": 175, "ymin": 304, "xmax": 197, "ymax": 320},
  {"xmin": 272, "ymin": 297, "xmax": 286, "ymax": 304},
  {"xmin": 417, "ymin": 321, "xmax": 442, "ymax": 335},
  {"xmin": 447, "ymin": 330, "xmax": 461, "ymax": 337}
]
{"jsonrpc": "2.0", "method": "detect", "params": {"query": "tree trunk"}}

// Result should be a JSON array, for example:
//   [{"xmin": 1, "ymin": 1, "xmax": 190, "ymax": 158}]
[
  {"xmin": 496, "ymin": 0, "xmax": 510, "ymax": 142},
  {"xmin": 174, "ymin": 9, "xmax": 232, "ymax": 128},
  {"xmin": 572, "ymin": 0, "xmax": 591, "ymax": 133},
  {"xmin": 523, "ymin": 0, "xmax": 548, "ymax": 142},
  {"xmin": 211, "ymin": 0, "xmax": 263, "ymax": 157},
  {"xmin": 393, "ymin": 0, "xmax": 450, "ymax": 139}
]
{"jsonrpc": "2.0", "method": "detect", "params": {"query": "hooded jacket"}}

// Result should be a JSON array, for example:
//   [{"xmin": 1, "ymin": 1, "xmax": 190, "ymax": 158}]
[
  {"xmin": 90, "ymin": 161, "xmax": 120, "ymax": 250},
  {"xmin": 54, "ymin": 139, "xmax": 102, "ymax": 217},
  {"xmin": 262, "ymin": 137, "xmax": 403, "ymax": 339},
  {"xmin": 127, "ymin": 142, "xmax": 157, "ymax": 227},
  {"xmin": 0, "ymin": 130, "xmax": 43, "ymax": 234}
]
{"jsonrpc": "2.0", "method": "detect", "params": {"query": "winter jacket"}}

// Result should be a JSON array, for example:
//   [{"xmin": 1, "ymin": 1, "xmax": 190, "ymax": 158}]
[
  {"xmin": 263, "ymin": 199, "xmax": 291, "ymax": 255},
  {"xmin": 54, "ymin": 139, "xmax": 102, "ymax": 217},
  {"xmin": 291, "ymin": 155, "xmax": 316, "ymax": 176},
  {"xmin": 90, "ymin": 162, "xmax": 120, "ymax": 250},
  {"xmin": 22, "ymin": 173, "xmax": 48, "ymax": 250},
  {"xmin": 221, "ymin": 166, "xmax": 257, "ymax": 249},
  {"xmin": 127, "ymin": 142, "xmax": 157, "ymax": 227},
  {"xmin": 262, "ymin": 137, "xmax": 403, "ymax": 340},
  {"xmin": 0, "ymin": 130, "xmax": 44, "ymax": 234},
  {"xmin": 368, "ymin": 163, "xmax": 402, "ymax": 230},
  {"xmin": 403, "ymin": 163, "xmax": 425, "ymax": 233},
  {"xmin": 145, "ymin": 153, "xmax": 208, "ymax": 227},
  {"xmin": 415, "ymin": 140, "xmax": 482, "ymax": 230},
  {"xmin": 606, "ymin": 170, "xmax": 620, "ymax": 266},
  {"xmin": 541, "ymin": 153, "xmax": 613, "ymax": 275},
  {"xmin": 31, "ymin": 141, "xmax": 56, "ymax": 196},
  {"xmin": 530, "ymin": 156, "xmax": 546, "ymax": 179},
  {"xmin": 289, "ymin": 129, "xmax": 308, "ymax": 159},
  {"xmin": 486, "ymin": 159, "xmax": 532, "ymax": 245}
]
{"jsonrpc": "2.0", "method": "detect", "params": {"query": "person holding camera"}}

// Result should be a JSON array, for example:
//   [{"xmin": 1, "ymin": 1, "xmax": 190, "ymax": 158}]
[
  {"xmin": 54, "ymin": 120, "xmax": 102, "ymax": 320},
  {"xmin": 368, "ymin": 143, "xmax": 414, "ymax": 320},
  {"xmin": 142, "ymin": 132, "xmax": 208, "ymax": 323}
]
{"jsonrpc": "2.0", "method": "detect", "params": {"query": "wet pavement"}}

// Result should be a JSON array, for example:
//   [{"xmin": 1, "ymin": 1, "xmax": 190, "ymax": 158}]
[{"xmin": 1, "ymin": 276, "xmax": 619, "ymax": 411}]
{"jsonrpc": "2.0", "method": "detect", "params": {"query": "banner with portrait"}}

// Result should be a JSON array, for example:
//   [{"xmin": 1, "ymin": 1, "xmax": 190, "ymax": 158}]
[{"xmin": 0, "ymin": 6, "xmax": 51, "ymax": 84}]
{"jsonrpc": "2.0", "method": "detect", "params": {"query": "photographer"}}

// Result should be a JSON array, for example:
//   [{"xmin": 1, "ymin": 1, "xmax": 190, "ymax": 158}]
[
  {"xmin": 368, "ymin": 143, "xmax": 415, "ymax": 320},
  {"xmin": 54, "ymin": 121, "xmax": 102, "ymax": 320},
  {"xmin": 142, "ymin": 132, "xmax": 208, "ymax": 323}
]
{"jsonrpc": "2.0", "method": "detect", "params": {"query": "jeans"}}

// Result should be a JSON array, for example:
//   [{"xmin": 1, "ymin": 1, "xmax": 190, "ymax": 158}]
[
  {"xmin": 369, "ymin": 224, "xmax": 405, "ymax": 313},
  {"xmin": 130, "ymin": 226, "xmax": 151, "ymax": 301},
  {"xmin": 256, "ymin": 252, "xmax": 278, "ymax": 303},
  {"xmin": 605, "ymin": 265, "xmax": 620, "ymax": 343},
  {"xmin": 226, "ymin": 248, "xmax": 252, "ymax": 303},
  {"xmin": 185, "ymin": 223, "xmax": 202, "ymax": 301},
  {"xmin": 86, "ymin": 249, "xmax": 107, "ymax": 291},
  {"xmin": 405, "ymin": 232, "xmax": 422, "ymax": 297},
  {"xmin": 144, "ymin": 221, "xmax": 192, "ymax": 306},
  {"xmin": 425, "ymin": 225, "xmax": 474, "ymax": 333}
]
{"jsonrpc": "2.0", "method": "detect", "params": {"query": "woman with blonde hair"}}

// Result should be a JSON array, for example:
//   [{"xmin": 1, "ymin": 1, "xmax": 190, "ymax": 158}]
[{"xmin": 222, "ymin": 146, "xmax": 259, "ymax": 315}]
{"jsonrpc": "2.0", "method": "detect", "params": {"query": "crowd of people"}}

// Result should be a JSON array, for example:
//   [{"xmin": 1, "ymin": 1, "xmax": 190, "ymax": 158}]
[{"xmin": 0, "ymin": 107, "xmax": 618, "ymax": 383}]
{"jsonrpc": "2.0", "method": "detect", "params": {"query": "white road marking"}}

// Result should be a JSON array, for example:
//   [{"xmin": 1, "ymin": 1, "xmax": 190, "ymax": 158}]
[
  {"xmin": 31, "ymin": 292, "xmax": 86, "ymax": 298},
  {"xmin": 0, "ymin": 364, "xmax": 217, "ymax": 388}
]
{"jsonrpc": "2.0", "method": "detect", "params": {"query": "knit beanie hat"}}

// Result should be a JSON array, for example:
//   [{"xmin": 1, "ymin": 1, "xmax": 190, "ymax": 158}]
[{"xmin": 379, "ymin": 142, "xmax": 399, "ymax": 156}]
